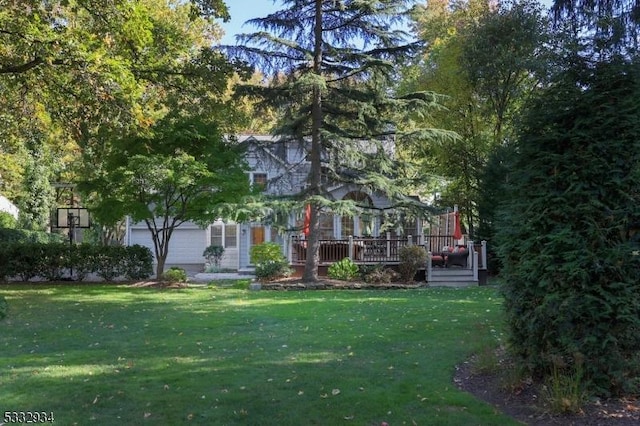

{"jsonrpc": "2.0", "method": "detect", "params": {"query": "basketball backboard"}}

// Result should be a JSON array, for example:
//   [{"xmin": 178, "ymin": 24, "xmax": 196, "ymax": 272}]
[{"xmin": 56, "ymin": 207, "xmax": 91, "ymax": 229}]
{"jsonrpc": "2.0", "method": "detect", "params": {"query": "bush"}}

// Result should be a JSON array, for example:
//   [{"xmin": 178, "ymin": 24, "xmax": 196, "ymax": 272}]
[
  {"xmin": 255, "ymin": 260, "xmax": 292, "ymax": 282},
  {"xmin": 8, "ymin": 243, "xmax": 41, "ymax": 281},
  {"xmin": 496, "ymin": 59, "xmax": 640, "ymax": 395},
  {"xmin": 0, "ymin": 228, "xmax": 64, "ymax": 244},
  {"xmin": 162, "ymin": 267, "xmax": 187, "ymax": 283},
  {"xmin": 0, "ymin": 295, "xmax": 7, "ymax": 321},
  {"xmin": 398, "ymin": 245, "xmax": 427, "ymax": 282},
  {"xmin": 361, "ymin": 264, "xmax": 399, "ymax": 284},
  {"xmin": 328, "ymin": 258, "xmax": 359, "ymax": 281},
  {"xmin": 203, "ymin": 245, "xmax": 225, "ymax": 271},
  {"xmin": 94, "ymin": 245, "xmax": 128, "ymax": 281},
  {"xmin": 70, "ymin": 244, "xmax": 95, "ymax": 281},
  {"xmin": 0, "ymin": 211, "xmax": 17, "ymax": 229},
  {"xmin": 251, "ymin": 242, "xmax": 291, "ymax": 282},
  {"xmin": 37, "ymin": 243, "xmax": 70, "ymax": 281},
  {"xmin": 124, "ymin": 245, "xmax": 154, "ymax": 280},
  {"xmin": 0, "ymin": 242, "xmax": 152, "ymax": 282},
  {"xmin": 250, "ymin": 242, "xmax": 285, "ymax": 265}
]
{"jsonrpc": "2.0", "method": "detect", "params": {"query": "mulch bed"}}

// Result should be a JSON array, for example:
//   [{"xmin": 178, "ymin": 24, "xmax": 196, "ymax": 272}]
[
  {"xmin": 454, "ymin": 354, "xmax": 640, "ymax": 425},
  {"xmin": 259, "ymin": 277, "xmax": 424, "ymax": 290}
]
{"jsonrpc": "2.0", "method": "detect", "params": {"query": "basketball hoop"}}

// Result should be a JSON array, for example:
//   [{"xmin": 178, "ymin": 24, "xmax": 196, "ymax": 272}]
[
  {"xmin": 56, "ymin": 207, "xmax": 90, "ymax": 229},
  {"xmin": 56, "ymin": 207, "xmax": 91, "ymax": 245}
]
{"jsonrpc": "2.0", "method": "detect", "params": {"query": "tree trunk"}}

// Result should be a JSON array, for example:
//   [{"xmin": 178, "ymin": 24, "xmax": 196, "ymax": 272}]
[
  {"xmin": 302, "ymin": 0, "xmax": 324, "ymax": 282},
  {"xmin": 147, "ymin": 220, "xmax": 169, "ymax": 280},
  {"xmin": 156, "ymin": 254, "xmax": 166, "ymax": 280}
]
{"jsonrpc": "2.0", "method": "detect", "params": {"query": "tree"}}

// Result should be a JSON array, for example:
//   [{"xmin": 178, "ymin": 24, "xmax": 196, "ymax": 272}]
[
  {"xmin": 228, "ymin": 0, "xmax": 448, "ymax": 281},
  {"xmin": 495, "ymin": 57, "xmax": 640, "ymax": 395},
  {"xmin": 552, "ymin": 0, "xmax": 640, "ymax": 55},
  {"xmin": 17, "ymin": 133, "xmax": 56, "ymax": 231},
  {"xmin": 1, "ymin": 1, "xmax": 242, "ymax": 217},
  {"xmin": 404, "ymin": 0, "xmax": 549, "ymax": 239},
  {"xmin": 82, "ymin": 118, "xmax": 251, "ymax": 278}
]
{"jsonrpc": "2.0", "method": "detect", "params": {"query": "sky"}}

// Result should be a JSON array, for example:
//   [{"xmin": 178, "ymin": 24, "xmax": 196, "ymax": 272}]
[
  {"xmin": 218, "ymin": 0, "xmax": 556, "ymax": 45},
  {"xmin": 219, "ymin": 0, "xmax": 280, "ymax": 45}
]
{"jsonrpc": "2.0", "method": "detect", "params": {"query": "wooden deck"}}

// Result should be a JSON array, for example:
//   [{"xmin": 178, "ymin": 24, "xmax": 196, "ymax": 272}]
[{"xmin": 287, "ymin": 235, "xmax": 488, "ymax": 287}]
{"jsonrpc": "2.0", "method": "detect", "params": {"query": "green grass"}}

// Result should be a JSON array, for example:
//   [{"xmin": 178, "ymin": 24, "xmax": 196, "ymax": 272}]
[{"xmin": 0, "ymin": 285, "xmax": 518, "ymax": 425}]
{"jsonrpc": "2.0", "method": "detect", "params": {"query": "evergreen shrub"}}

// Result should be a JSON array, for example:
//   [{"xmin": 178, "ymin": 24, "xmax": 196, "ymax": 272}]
[
  {"xmin": 0, "ymin": 243, "xmax": 152, "ymax": 282},
  {"xmin": 93, "ymin": 245, "xmax": 128, "ymax": 281},
  {"xmin": 124, "ymin": 244, "xmax": 154, "ymax": 280},
  {"xmin": 496, "ymin": 58, "xmax": 640, "ymax": 396}
]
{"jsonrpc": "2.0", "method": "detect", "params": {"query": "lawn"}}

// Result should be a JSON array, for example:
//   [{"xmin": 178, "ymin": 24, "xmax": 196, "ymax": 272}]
[{"xmin": 0, "ymin": 284, "xmax": 518, "ymax": 425}]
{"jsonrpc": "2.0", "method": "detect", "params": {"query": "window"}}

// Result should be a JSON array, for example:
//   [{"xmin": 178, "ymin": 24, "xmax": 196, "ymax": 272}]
[
  {"xmin": 211, "ymin": 225, "xmax": 222, "ymax": 246},
  {"xmin": 210, "ymin": 223, "xmax": 237, "ymax": 248},
  {"xmin": 296, "ymin": 209, "xmax": 334, "ymax": 239},
  {"xmin": 319, "ymin": 213, "xmax": 334, "ymax": 239},
  {"xmin": 341, "ymin": 191, "xmax": 373, "ymax": 237},
  {"xmin": 252, "ymin": 173, "xmax": 268, "ymax": 190},
  {"xmin": 225, "ymin": 224, "xmax": 237, "ymax": 248}
]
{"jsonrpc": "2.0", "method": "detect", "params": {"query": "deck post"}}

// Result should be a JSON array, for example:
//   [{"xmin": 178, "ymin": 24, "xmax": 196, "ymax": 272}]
[
  {"xmin": 348, "ymin": 235, "xmax": 354, "ymax": 260},
  {"xmin": 467, "ymin": 240, "xmax": 474, "ymax": 270},
  {"xmin": 473, "ymin": 250, "xmax": 479, "ymax": 282},
  {"xmin": 287, "ymin": 234, "xmax": 293, "ymax": 264},
  {"xmin": 408, "ymin": 234, "xmax": 413, "ymax": 246},
  {"xmin": 426, "ymin": 252, "xmax": 433, "ymax": 283},
  {"xmin": 481, "ymin": 240, "xmax": 487, "ymax": 270},
  {"xmin": 386, "ymin": 232, "xmax": 391, "ymax": 258}
]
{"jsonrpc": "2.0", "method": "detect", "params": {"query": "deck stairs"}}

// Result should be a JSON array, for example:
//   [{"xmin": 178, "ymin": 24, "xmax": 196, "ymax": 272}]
[{"xmin": 427, "ymin": 267, "xmax": 478, "ymax": 287}]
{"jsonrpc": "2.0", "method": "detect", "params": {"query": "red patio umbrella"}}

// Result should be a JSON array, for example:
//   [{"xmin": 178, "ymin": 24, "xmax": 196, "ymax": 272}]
[
  {"xmin": 302, "ymin": 204, "xmax": 311, "ymax": 237},
  {"xmin": 452, "ymin": 210, "xmax": 463, "ymax": 241}
]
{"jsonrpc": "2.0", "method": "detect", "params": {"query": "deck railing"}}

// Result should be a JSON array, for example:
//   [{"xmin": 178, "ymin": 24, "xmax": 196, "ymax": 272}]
[
  {"xmin": 290, "ymin": 235, "xmax": 411, "ymax": 264},
  {"xmin": 288, "ymin": 234, "xmax": 487, "ymax": 270}
]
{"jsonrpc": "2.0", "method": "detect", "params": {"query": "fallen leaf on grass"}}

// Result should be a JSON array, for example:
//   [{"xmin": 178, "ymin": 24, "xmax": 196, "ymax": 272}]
[{"xmin": 332, "ymin": 388, "xmax": 341, "ymax": 396}]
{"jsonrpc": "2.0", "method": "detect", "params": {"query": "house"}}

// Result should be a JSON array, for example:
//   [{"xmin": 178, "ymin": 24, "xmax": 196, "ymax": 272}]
[
  {"xmin": 126, "ymin": 135, "xmax": 486, "ymax": 285},
  {"xmin": 127, "ymin": 135, "xmax": 426, "ymax": 271},
  {"xmin": 0, "ymin": 194, "xmax": 19, "ymax": 220}
]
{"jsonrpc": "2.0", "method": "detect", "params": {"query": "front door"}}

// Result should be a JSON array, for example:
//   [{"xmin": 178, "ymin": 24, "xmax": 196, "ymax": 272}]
[{"xmin": 249, "ymin": 225, "xmax": 266, "ymax": 265}]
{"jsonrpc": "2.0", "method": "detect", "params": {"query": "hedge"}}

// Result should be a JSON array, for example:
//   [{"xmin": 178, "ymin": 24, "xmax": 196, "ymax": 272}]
[{"xmin": 0, "ymin": 243, "xmax": 153, "ymax": 282}]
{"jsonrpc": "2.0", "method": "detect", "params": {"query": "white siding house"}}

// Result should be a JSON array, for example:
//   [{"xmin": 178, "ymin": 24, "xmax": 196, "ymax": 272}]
[
  {"xmin": 126, "ymin": 134, "xmax": 425, "ymax": 273},
  {"xmin": 0, "ymin": 195, "xmax": 19, "ymax": 219}
]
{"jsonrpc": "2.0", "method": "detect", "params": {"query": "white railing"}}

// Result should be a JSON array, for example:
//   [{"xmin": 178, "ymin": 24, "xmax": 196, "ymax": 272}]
[{"xmin": 426, "ymin": 240, "xmax": 486, "ymax": 283}]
